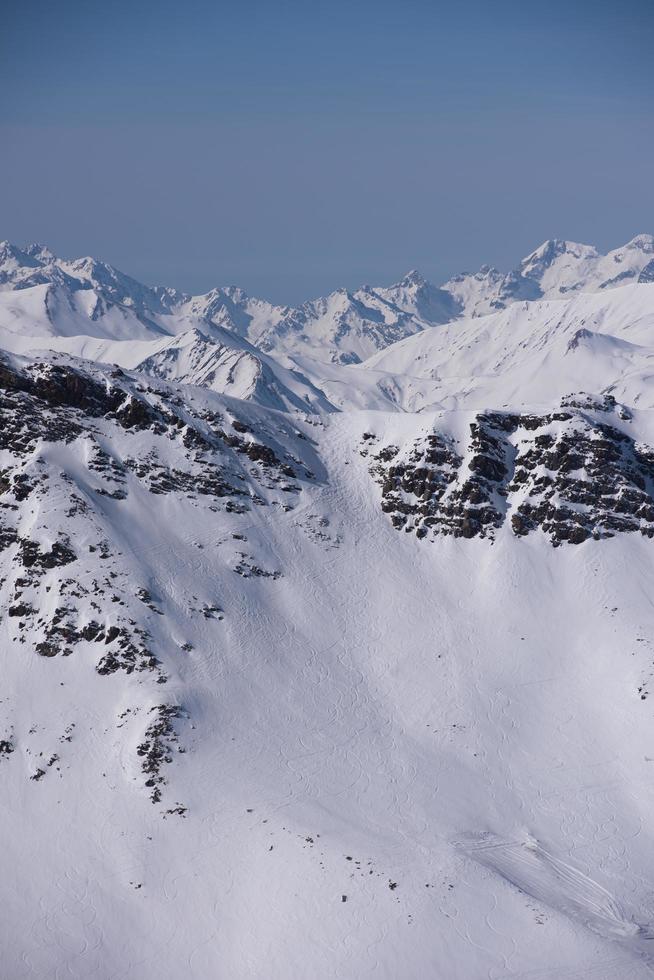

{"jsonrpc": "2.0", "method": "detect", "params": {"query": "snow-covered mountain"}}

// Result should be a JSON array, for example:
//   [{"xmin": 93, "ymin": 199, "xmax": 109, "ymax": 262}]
[
  {"xmin": 254, "ymin": 272, "xmax": 459, "ymax": 365},
  {"xmin": 358, "ymin": 282, "xmax": 654, "ymax": 413},
  {"xmin": 4, "ymin": 234, "xmax": 651, "ymax": 369},
  {"xmin": 443, "ymin": 234, "xmax": 654, "ymax": 318},
  {"xmin": 134, "ymin": 327, "xmax": 335, "ymax": 413},
  {"xmin": 0, "ymin": 243, "xmax": 459, "ymax": 365},
  {"xmin": 3, "ymin": 234, "xmax": 654, "ymax": 979},
  {"xmin": 0, "ymin": 241, "xmax": 183, "ymax": 320}
]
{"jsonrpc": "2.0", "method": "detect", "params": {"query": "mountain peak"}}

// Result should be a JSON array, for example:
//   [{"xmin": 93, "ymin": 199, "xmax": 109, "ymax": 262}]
[
  {"xmin": 522, "ymin": 237, "xmax": 594, "ymax": 266},
  {"xmin": 24, "ymin": 242, "xmax": 57, "ymax": 263},
  {"xmin": 0, "ymin": 240, "xmax": 41, "ymax": 271},
  {"xmin": 624, "ymin": 233, "xmax": 654, "ymax": 252},
  {"xmin": 397, "ymin": 269, "xmax": 427, "ymax": 288}
]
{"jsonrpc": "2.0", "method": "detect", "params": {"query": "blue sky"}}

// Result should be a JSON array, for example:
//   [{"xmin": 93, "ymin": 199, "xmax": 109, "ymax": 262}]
[{"xmin": 1, "ymin": 0, "xmax": 653, "ymax": 303}]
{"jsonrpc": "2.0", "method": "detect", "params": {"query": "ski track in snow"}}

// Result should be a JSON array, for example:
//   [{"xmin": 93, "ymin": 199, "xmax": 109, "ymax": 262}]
[{"xmin": 454, "ymin": 833, "xmax": 654, "ymax": 965}]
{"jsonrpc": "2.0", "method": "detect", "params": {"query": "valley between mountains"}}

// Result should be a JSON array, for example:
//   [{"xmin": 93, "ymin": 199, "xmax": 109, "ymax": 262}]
[{"xmin": 2, "ymin": 237, "xmax": 654, "ymax": 979}]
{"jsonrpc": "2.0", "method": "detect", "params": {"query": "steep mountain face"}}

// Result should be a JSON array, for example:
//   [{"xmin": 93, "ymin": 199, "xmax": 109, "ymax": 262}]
[
  {"xmin": 0, "ymin": 245, "xmax": 443, "ymax": 365},
  {"xmin": 441, "ymin": 263, "xmax": 542, "ymax": 318},
  {"xmin": 253, "ymin": 273, "xmax": 460, "ymax": 365},
  {"xmin": 3, "ymin": 237, "xmax": 654, "ymax": 980},
  {"xmin": 521, "ymin": 234, "xmax": 654, "ymax": 295},
  {"xmin": 0, "ymin": 241, "xmax": 183, "ymax": 318},
  {"xmin": 0, "ymin": 279, "xmax": 167, "ymax": 342},
  {"xmin": 639, "ymin": 258, "xmax": 654, "ymax": 284},
  {"xmin": 0, "ymin": 348, "xmax": 320, "ymax": 796},
  {"xmin": 374, "ymin": 268, "xmax": 461, "ymax": 322},
  {"xmin": 134, "ymin": 328, "xmax": 335, "ymax": 413},
  {"xmin": 178, "ymin": 284, "xmax": 291, "ymax": 344}
]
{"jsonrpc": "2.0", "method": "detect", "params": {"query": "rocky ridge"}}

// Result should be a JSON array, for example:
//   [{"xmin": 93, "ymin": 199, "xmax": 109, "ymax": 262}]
[
  {"xmin": 0, "ymin": 350, "xmax": 318, "ymax": 810},
  {"xmin": 368, "ymin": 394, "xmax": 654, "ymax": 545}
]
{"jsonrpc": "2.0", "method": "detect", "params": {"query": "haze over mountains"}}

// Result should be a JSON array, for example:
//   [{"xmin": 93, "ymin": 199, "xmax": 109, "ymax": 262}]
[{"xmin": 3, "ymin": 233, "xmax": 654, "ymax": 979}]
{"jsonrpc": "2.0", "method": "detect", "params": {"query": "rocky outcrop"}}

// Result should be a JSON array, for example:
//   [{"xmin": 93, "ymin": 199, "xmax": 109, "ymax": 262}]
[{"xmin": 371, "ymin": 395, "xmax": 654, "ymax": 545}]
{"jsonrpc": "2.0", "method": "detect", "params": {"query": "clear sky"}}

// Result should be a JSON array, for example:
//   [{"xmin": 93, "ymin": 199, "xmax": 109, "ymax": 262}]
[{"xmin": 1, "ymin": 0, "xmax": 653, "ymax": 304}]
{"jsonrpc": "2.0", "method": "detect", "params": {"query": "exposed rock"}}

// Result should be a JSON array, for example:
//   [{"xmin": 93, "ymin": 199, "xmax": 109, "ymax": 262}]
[
  {"xmin": 137, "ymin": 704, "xmax": 184, "ymax": 805},
  {"xmin": 372, "ymin": 398, "xmax": 654, "ymax": 545}
]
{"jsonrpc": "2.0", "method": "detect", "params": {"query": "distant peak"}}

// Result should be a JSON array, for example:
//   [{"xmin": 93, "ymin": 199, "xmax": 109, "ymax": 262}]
[
  {"xmin": 24, "ymin": 242, "xmax": 56, "ymax": 263},
  {"xmin": 180, "ymin": 326, "xmax": 210, "ymax": 343},
  {"xmin": 68, "ymin": 255, "xmax": 99, "ymax": 269},
  {"xmin": 477, "ymin": 264, "xmax": 503, "ymax": 279},
  {"xmin": 222, "ymin": 285, "xmax": 249, "ymax": 300},
  {"xmin": 0, "ymin": 240, "xmax": 26, "ymax": 258},
  {"xmin": 625, "ymin": 233, "xmax": 654, "ymax": 252},
  {"xmin": 531, "ymin": 237, "xmax": 566, "ymax": 251},
  {"xmin": 0, "ymin": 240, "xmax": 40, "ymax": 268},
  {"xmin": 397, "ymin": 269, "xmax": 427, "ymax": 288},
  {"xmin": 522, "ymin": 239, "xmax": 569, "ymax": 263},
  {"xmin": 520, "ymin": 238, "xmax": 597, "ymax": 276}
]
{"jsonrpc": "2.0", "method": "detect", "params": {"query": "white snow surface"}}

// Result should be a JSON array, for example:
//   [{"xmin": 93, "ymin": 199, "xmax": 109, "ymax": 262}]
[
  {"xmin": 2, "ymin": 237, "xmax": 654, "ymax": 979},
  {"xmin": 362, "ymin": 283, "xmax": 654, "ymax": 412}
]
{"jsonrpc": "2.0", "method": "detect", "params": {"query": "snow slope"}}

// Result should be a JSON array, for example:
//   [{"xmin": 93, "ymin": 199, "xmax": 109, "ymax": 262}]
[
  {"xmin": 2, "ymin": 236, "xmax": 654, "ymax": 979},
  {"xmin": 362, "ymin": 283, "xmax": 654, "ymax": 412}
]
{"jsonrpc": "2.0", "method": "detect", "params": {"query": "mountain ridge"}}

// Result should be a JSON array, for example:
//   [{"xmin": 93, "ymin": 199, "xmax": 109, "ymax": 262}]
[{"xmin": 2, "ymin": 233, "xmax": 652, "ymax": 366}]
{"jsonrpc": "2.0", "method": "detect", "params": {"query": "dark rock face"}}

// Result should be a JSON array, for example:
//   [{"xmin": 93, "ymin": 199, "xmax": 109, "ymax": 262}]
[
  {"xmin": 371, "ymin": 415, "xmax": 517, "ymax": 540},
  {"xmin": 638, "ymin": 259, "xmax": 654, "ymax": 284},
  {"xmin": 372, "ymin": 435, "xmax": 462, "ymax": 534},
  {"xmin": 0, "ymin": 357, "xmax": 124, "ymax": 418},
  {"xmin": 18, "ymin": 538, "xmax": 77, "ymax": 570},
  {"xmin": 446, "ymin": 415, "xmax": 514, "ymax": 539},
  {"xmin": 372, "ymin": 396, "xmax": 654, "ymax": 545},
  {"xmin": 95, "ymin": 625, "xmax": 161, "ymax": 677},
  {"xmin": 509, "ymin": 418, "xmax": 654, "ymax": 545},
  {"xmin": 137, "ymin": 704, "xmax": 184, "ymax": 803}
]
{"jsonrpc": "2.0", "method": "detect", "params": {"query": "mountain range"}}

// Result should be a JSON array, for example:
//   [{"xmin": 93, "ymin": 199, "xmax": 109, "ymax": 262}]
[
  {"xmin": 2, "ymin": 233, "xmax": 653, "ymax": 367},
  {"xmin": 3, "ymin": 233, "xmax": 654, "ymax": 980}
]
